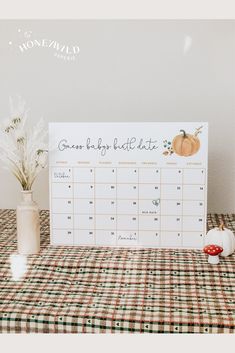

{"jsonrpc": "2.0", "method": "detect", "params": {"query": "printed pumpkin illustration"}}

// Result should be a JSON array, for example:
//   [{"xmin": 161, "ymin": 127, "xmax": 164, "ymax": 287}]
[{"xmin": 172, "ymin": 126, "xmax": 202, "ymax": 157}]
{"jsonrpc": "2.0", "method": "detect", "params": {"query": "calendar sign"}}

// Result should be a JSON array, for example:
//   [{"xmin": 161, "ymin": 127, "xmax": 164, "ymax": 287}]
[{"xmin": 49, "ymin": 122, "xmax": 208, "ymax": 248}]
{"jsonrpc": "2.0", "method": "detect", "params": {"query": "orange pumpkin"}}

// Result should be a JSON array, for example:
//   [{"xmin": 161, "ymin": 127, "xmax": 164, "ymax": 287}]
[{"xmin": 172, "ymin": 127, "xmax": 202, "ymax": 157}]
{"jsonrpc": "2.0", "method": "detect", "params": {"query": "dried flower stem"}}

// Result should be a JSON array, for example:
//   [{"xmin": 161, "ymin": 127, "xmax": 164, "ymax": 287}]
[{"xmin": 0, "ymin": 97, "xmax": 48, "ymax": 190}]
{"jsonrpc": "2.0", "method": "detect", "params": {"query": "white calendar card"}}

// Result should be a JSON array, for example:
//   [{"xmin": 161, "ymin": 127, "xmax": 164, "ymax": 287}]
[{"xmin": 49, "ymin": 122, "xmax": 208, "ymax": 249}]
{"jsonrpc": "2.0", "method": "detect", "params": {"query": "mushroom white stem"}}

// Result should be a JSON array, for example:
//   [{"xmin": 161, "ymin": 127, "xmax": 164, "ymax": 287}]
[{"xmin": 208, "ymin": 255, "xmax": 220, "ymax": 265}]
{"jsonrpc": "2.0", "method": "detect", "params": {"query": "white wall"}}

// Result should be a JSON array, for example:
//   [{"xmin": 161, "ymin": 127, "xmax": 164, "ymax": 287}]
[{"xmin": 0, "ymin": 20, "xmax": 234, "ymax": 213}]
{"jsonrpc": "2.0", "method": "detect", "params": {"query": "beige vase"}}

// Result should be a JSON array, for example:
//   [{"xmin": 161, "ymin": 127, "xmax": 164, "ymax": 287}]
[{"xmin": 16, "ymin": 190, "xmax": 40, "ymax": 255}]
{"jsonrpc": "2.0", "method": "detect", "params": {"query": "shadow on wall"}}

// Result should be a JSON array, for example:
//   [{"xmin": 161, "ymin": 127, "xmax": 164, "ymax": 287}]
[{"xmin": 208, "ymin": 150, "xmax": 235, "ymax": 213}]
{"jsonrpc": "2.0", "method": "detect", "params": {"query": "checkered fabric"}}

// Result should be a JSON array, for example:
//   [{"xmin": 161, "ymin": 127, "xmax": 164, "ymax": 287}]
[{"xmin": 0, "ymin": 210, "xmax": 235, "ymax": 333}]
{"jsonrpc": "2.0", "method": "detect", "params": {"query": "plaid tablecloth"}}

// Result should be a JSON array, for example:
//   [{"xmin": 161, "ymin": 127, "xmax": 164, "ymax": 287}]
[{"xmin": 0, "ymin": 210, "xmax": 235, "ymax": 333}]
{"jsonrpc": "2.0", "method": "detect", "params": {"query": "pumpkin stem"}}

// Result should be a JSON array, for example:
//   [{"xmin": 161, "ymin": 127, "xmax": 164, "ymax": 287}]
[
  {"xmin": 194, "ymin": 125, "xmax": 203, "ymax": 136},
  {"xmin": 219, "ymin": 222, "xmax": 225, "ymax": 231},
  {"xmin": 180, "ymin": 130, "xmax": 187, "ymax": 138}
]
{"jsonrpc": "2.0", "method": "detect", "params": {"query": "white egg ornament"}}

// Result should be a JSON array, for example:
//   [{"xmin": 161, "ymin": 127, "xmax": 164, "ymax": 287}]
[{"xmin": 205, "ymin": 222, "xmax": 235, "ymax": 257}]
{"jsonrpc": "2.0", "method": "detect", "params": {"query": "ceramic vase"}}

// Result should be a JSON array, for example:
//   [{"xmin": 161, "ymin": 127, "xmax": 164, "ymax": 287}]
[{"xmin": 16, "ymin": 190, "xmax": 40, "ymax": 255}]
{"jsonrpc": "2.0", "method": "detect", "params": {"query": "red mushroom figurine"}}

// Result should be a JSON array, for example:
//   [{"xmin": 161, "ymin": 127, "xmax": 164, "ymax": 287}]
[{"xmin": 203, "ymin": 244, "xmax": 223, "ymax": 265}]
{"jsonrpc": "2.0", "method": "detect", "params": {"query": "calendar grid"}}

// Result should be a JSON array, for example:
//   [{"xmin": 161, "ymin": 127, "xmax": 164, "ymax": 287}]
[
  {"xmin": 203, "ymin": 168, "xmax": 207, "ymax": 240},
  {"xmin": 51, "ymin": 197, "xmax": 205, "ymax": 201},
  {"xmin": 137, "ymin": 168, "xmax": 140, "ymax": 244},
  {"xmin": 50, "ymin": 166, "xmax": 207, "ymax": 248},
  {"xmin": 72, "ymin": 167, "xmax": 74, "ymax": 244},
  {"xmin": 181, "ymin": 168, "xmax": 184, "ymax": 247},
  {"xmin": 159, "ymin": 168, "xmax": 162, "ymax": 246},
  {"xmin": 52, "ymin": 227, "xmax": 205, "ymax": 232},
  {"xmin": 94, "ymin": 167, "xmax": 96, "ymax": 245},
  {"xmin": 52, "ymin": 211, "xmax": 204, "ymax": 217},
  {"xmin": 51, "ymin": 181, "xmax": 206, "ymax": 185},
  {"xmin": 115, "ymin": 167, "xmax": 118, "ymax": 246}
]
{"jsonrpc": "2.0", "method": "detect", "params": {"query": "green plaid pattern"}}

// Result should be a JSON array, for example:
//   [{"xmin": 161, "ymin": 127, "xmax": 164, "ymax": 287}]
[{"xmin": 0, "ymin": 210, "xmax": 235, "ymax": 333}]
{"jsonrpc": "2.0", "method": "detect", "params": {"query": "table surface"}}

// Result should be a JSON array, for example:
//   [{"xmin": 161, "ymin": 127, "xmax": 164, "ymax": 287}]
[{"xmin": 0, "ymin": 210, "xmax": 235, "ymax": 333}]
